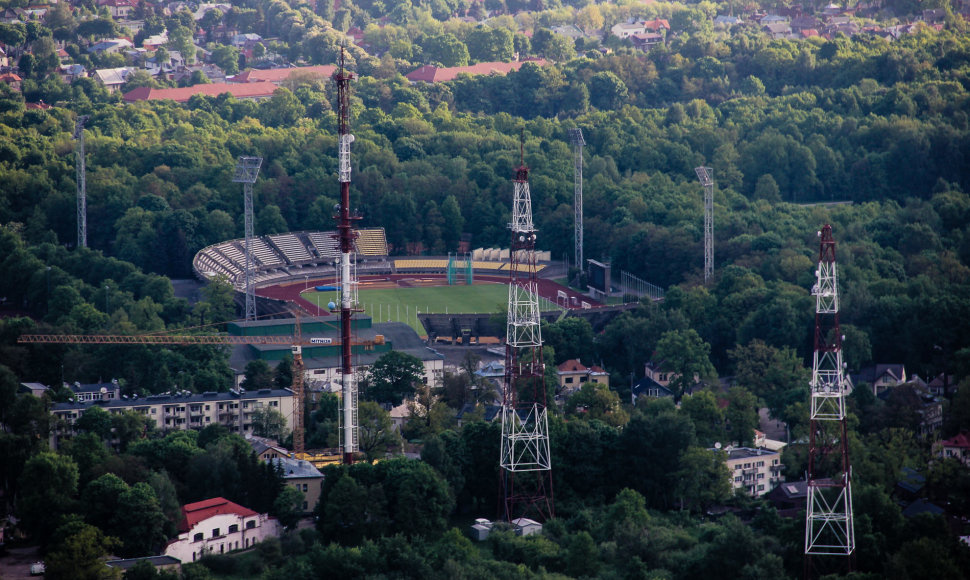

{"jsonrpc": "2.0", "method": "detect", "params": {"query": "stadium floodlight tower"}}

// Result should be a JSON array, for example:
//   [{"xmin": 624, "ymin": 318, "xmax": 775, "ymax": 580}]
[
  {"xmin": 500, "ymin": 134, "xmax": 554, "ymax": 523},
  {"xmin": 567, "ymin": 128, "xmax": 584, "ymax": 276},
  {"xmin": 233, "ymin": 156, "xmax": 263, "ymax": 322},
  {"xmin": 805, "ymin": 225, "xmax": 855, "ymax": 576},
  {"xmin": 695, "ymin": 166, "xmax": 714, "ymax": 284},
  {"xmin": 333, "ymin": 50, "xmax": 361, "ymax": 465},
  {"xmin": 74, "ymin": 115, "xmax": 90, "ymax": 248}
]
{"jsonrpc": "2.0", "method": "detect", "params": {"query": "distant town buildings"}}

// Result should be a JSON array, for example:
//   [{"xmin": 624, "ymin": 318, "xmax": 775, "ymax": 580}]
[{"xmin": 720, "ymin": 446, "xmax": 785, "ymax": 497}]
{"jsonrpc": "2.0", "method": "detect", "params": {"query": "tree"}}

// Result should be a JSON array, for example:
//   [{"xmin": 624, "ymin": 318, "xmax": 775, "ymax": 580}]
[
  {"xmin": 590, "ymin": 71, "xmax": 628, "ymax": 110},
  {"xmin": 273, "ymin": 485, "xmax": 304, "ymax": 529},
  {"xmin": 366, "ymin": 351, "xmax": 425, "ymax": 406},
  {"xmin": 18, "ymin": 452, "xmax": 80, "ymax": 545},
  {"xmin": 725, "ymin": 387, "xmax": 759, "ymax": 446},
  {"xmin": 565, "ymin": 382, "xmax": 629, "ymax": 427},
  {"xmin": 251, "ymin": 407, "xmax": 288, "ymax": 441},
  {"xmin": 674, "ymin": 447, "xmax": 731, "ymax": 512},
  {"xmin": 357, "ymin": 400, "xmax": 402, "ymax": 461},
  {"xmin": 44, "ymin": 517, "xmax": 121, "ymax": 580},
  {"xmin": 242, "ymin": 359, "xmax": 274, "ymax": 391},
  {"xmin": 680, "ymin": 390, "xmax": 725, "ymax": 446},
  {"xmin": 576, "ymin": 5, "xmax": 604, "ymax": 34},
  {"xmin": 654, "ymin": 329, "xmax": 717, "ymax": 401},
  {"xmin": 422, "ymin": 34, "xmax": 469, "ymax": 67},
  {"xmin": 729, "ymin": 339, "xmax": 808, "ymax": 423},
  {"xmin": 115, "ymin": 482, "xmax": 168, "ymax": 556}
]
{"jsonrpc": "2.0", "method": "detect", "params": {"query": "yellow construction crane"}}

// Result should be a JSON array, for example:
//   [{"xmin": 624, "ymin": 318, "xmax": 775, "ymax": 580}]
[{"xmin": 19, "ymin": 326, "xmax": 373, "ymax": 457}]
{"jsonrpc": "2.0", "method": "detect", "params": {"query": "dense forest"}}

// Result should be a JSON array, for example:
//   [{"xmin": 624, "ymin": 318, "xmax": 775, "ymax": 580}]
[{"xmin": 3, "ymin": 0, "xmax": 970, "ymax": 577}]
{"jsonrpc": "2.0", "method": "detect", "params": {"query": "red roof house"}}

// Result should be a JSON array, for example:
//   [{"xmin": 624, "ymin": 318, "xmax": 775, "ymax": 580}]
[
  {"xmin": 405, "ymin": 59, "xmax": 548, "ymax": 83},
  {"xmin": 123, "ymin": 81, "xmax": 279, "ymax": 103},
  {"xmin": 230, "ymin": 65, "xmax": 337, "ymax": 85},
  {"xmin": 939, "ymin": 432, "xmax": 970, "ymax": 467}
]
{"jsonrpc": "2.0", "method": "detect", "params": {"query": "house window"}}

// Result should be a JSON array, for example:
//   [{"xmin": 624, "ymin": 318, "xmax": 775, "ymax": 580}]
[
  {"xmin": 228, "ymin": 525, "xmax": 238, "ymax": 534},
  {"xmin": 270, "ymin": 401, "xmax": 278, "ymax": 407},
  {"xmin": 212, "ymin": 528, "xmax": 220, "ymax": 538},
  {"xmin": 565, "ymin": 377, "xmax": 574, "ymax": 384},
  {"xmin": 757, "ymin": 473, "xmax": 765, "ymax": 479},
  {"xmin": 758, "ymin": 484, "xmax": 765, "ymax": 491},
  {"xmin": 302, "ymin": 484, "xmax": 308, "ymax": 492},
  {"xmin": 302, "ymin": 501, "xmax": 308, "ymax": 510},
  {"xmin": 194, "ymin": 533, "xmax": 203, "ymax": 542},
  {"xmin": 246, "ymin": 520, "xmax": 256, "ymax": 529},
  {"xmin": 734, "ymin": 476, "xmax": 742, "ymax": 482}
]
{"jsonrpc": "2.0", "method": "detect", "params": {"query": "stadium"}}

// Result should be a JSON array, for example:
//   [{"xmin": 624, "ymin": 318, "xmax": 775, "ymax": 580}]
[{"xmin": 191, "ymin": 228, "xmax": 605, "ymax": 344}]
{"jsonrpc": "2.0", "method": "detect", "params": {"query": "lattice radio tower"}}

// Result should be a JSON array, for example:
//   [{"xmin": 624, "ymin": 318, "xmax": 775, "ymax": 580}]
[
  {"xmin": 334, "ymin": 50, "xmax": 360, "ymax": 465},
  {"xmin": 695, "ymin": 167, "xmax": 714, "ymax": 284},
  {"xmin": 233, "ymin": 156, "xmax": 262, "ymax": 322},
  {"xmin": 500, "ymin": 134, "xmax": 554, "ymax": 523},
  {"xmin": 568, "ymin": 128, "xmax": 584, "ymax": 276},
  {"xmin": 74, "ymin": 115, "xmax": 89, "ymax": 248},
  {"xmin": 805, "ymin": 224, "xmax": 855, "ymax": 575}
]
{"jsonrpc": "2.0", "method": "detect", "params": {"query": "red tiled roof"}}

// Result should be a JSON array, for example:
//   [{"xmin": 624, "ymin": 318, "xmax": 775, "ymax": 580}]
[
  {"xmin": 123, "ymin": 81, "xmax": 279, "ymax": 103},
  {"xmin": 232, "ymin": 65, "xmax": 337, "ymax": 84},
  {"xmin": 942, "ymin": 433, "xmax": 970, "ymax": 449},
  {"xmin": 179, "ymin": 497, "xmax": 258, "ymax": 532},
  {"xmin": 405, "ymin": 59, "xmax": 548, "ymax": 83},
  {"xmin": 0, "ymin": 73, "xmax": 22, "ymax": 82},
  {"xmin": 558, "ymin": 359, "xmax": 588, "ymax": 372},
  {"xmin": 643, "ymin": 18, "xmax": 670, "ymax": 30}
]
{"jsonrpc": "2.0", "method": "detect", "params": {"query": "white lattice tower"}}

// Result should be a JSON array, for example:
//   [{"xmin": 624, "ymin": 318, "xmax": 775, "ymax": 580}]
[
  {"xmin": 695, "ymin": 167, "xmax": 714, "ymax": 284},
  {"xmin": 805, "ymin": 225, "xmax": 855, "ymax": 570},
  {"xmin": 233, "ymin": 156, "xmax": 262, "ymax": 321},
  {"xmin": 568, "ymin": 128, "xmax": 584, "ymax": 274},
  {"xmin": 74, "ymin": 116, "xmax": 89, "ymax": 248},
  {"xmin": 500, "ymin": 149, "xmax": 553, "ymax": 523}
]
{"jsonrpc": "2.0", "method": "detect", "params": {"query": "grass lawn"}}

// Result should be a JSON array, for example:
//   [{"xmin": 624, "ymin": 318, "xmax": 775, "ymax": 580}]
[{"xmin": 301, "ymin": 282, "xmax": 558, "ymax": 335}]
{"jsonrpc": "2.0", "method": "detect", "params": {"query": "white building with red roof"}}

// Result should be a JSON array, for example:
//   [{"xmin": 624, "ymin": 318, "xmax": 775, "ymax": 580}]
[
  {"xmin": 939, "ymin": 432, "xmax": 970, "ymax": 468},
  {"xmin": 163, "ymin": 497, "xmax": 281, "ymax": 563}
]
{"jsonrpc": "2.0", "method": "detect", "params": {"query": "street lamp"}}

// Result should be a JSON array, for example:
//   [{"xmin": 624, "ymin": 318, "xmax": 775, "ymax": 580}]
[{"xmin": 305, "ymin": 274, "xmax": 309, "ymax": 290}]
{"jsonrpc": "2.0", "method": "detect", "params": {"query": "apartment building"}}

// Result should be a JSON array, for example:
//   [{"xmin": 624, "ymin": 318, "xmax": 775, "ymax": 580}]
[
  {"xmin": 51, "ymin": 388, "xmax": 294, "ymax": 448},
  {"xmin": 721, "ymin": 446, "xmax": 785, "ymax": 497}
]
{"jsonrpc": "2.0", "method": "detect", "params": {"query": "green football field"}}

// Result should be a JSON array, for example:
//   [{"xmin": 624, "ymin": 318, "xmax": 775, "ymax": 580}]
[{"xmin": 301, "ymin": 282, "xmax": 558, "ymax": 335}]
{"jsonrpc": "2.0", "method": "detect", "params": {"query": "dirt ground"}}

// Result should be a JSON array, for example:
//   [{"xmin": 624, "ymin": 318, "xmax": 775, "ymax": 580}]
[{"xmin": 0, "ymin": 546, "xmax": 42, "ymax": 580}]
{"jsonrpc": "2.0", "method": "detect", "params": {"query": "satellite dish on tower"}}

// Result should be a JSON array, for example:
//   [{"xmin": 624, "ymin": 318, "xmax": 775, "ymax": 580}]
[{"xmin": 714, "ymin": 442, "xmax": 722, "ymax": 449}]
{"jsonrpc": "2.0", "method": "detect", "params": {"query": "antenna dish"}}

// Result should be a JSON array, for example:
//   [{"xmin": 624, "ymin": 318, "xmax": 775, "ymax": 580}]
[{"xmin": 714, "ymin": 442, "xmax": 722, "ymax": 449}]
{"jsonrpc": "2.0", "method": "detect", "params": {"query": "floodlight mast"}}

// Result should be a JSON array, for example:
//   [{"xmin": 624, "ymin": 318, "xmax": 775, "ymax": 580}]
[
  {"xmin": 804, "ymin": 225, "xmax": 855, "ymax": 576},
  {"xmin": 233, "ymin": 156, "xmax": 263, "ymax": 322},
  {"xmin": 567, "ymin": 128, "xmax": 585, "ymax": 277},
  {"xmin": 74, "ymin": 116, "xmax": 89, "ymax": 249},
  {"xmin": 695, "ymin": 167, "xmax": 714, "ymax": 284},
  {"xmin": 333, "ymin": 49, "xmax": 360, "ymax": 466}
]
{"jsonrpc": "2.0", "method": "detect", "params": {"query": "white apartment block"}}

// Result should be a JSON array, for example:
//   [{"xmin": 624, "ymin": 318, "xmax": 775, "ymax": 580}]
[{"xmin": 721, "ymin": 446, "xmax": 785, "ymax": 497}]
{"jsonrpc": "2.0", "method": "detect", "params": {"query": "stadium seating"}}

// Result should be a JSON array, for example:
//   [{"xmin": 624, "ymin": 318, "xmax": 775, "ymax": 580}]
[
  {"xmin": 269, "ymin": 233, "xmax": 313, "ymax": 264},
  {"xmin": 355, "ymin": 228, "xmax": 389, "ymax": 256},
  {"xmin": 308, "ymin": 231, "xmax": 341, "ymax": 260}
]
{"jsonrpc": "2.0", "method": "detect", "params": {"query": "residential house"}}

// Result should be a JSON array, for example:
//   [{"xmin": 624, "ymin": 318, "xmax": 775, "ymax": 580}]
[
  {"xmin": 229, "ymin": 65, "xmax": 337, "ymax": 85},
  {"xmin": 851, "ymin": 363, "xmax": 906, "ymax": 396},
  {"xmin": 611, "ymin": 21, "xmax": 647, "ymax": 38},
  {"xmin": 642, "ymin": 19, "xmax": 671, "ymax": 34},
  {"xmin": 51, "ymin": 387, "xmax": 295, "ymax": 448},
  {"xmin": 926, "ymin": 373, "xmax": 953, "ymax": 397},
  {"xmin": 556, "ymin": 359, "xmax": 609, "ymax": 394},
  {"xmin": 719, "ymin": 446, "xmax": 785, "ymax": 497},
  {"xmin": 163, "ymin": 497, "xmax": 281, "ymax": 563},
  {"xmin": 765, "ymin": 479, "xmax": 807, "ymax": 517},
  {"xmin": 405, "ymin": 59, "xmax": 548, "ymax": 83},
  {"xmin": 63, "ymin": 379, "xmax": 122, "ymax": 402},
  {"xmin": 0, "ymin": 72, "xmax": 22, "ymax": 91},
  {"xmin": 87, "ymin": 38, "xmax": 134, "ymax": 55},
  {"xmin": 247, "ymin": 435, "xmax": 289, "ymax": 462},
  {"xmin": 0, "ymin": 46, "xmax": 9, "ymax": 67},
  {"xmin": 231, "ymin": 33, "xmax": 262, "ymax": 47},
  {"xmin": 630, "ymin": 33, "xmax": 664, "ymax": 50},
  {"xmin": 714, "ymin": 15, "xmax": 743, "ymax": 28},
  {"xmin": 791, "ymin": 14, "xmax": 820, "ymax": 34},
  {"xmin": 93, "ymin": 67, "xmax": 138, "ymax": 92},
  {"xmin": 99, "ymin": 0, "xmax": 138, "ymax": 20},
  {"xmin": 269, "ymin": 456, "xmax": 324, "ymax": 513},
  {"xmin": 763, "ymin": 21, "xmax": 793, "ymax": 39},
  {"xmin": 18, "ymin": 382, "xmax": 48, "ymax": 397},
  {"xmin": 631, "ymin": 376, "xmax": 674, "ymax": 403},
  {"xmin": 58, "ymin": 63, "xmax": 87, "ymax": 83},
  {"xmin": 938, "ymin": 432, "xmax": 970, "ymax": 467}
]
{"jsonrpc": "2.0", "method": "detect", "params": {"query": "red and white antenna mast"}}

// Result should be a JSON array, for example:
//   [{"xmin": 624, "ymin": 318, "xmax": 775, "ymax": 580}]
[
  {"xmin": 499, "ymin": 133, "xmax": 554, "ymax": 522},
  {"xmin": 334, "ymin": 49, "xmax": 360, "ymax": 465},
  {"xmin": 805, "ymin": 225, "xmax": 855, "ymax": 574}
]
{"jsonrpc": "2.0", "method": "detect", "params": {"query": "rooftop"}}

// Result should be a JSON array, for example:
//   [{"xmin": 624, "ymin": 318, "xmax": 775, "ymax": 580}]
[
  {"xmin": 123, "ymin": 81, "xmax": 279, "ymax": 103},
  {"xmin": 179, "ymin": 497, "xmax": 258, "ymax": 532},
  {"xmin": 52, "ymin": 387, "xmax": 293, "ymax": 412}
]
